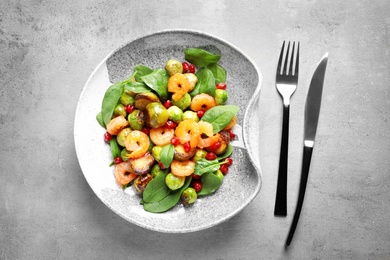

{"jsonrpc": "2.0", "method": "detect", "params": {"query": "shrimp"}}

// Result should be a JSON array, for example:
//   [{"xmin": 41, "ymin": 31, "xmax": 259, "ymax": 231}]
[
  {"xmin": 149, "ymin": 126, "xmax": 175, "ymax": 146},
  {"xmin": 114, "ymin": 160, "xmax": 137, "ymax": 185},
  {"xmin": 125, "ymin": 130, "xmax": 150, "ymax": 159},
  {"xmin": 106, "ymin": 115, "xmax": 129, "ymax": 135},
  {"xmin": 170, "ymin": 160, "xmax": 195, "ymax": 177},
  {"xmin": 190, "ymin": 93, "xmax": 216, "ymax": 111},
  {"xmin": 167, "ymin": 73, "xmax": 190, "ymax": 101},
  {"xmin": 174, "ymin": 119, "xmax": 200, "ymax": 148},
  {"xmin": 197, "ymin": 121, "xmax": 219, "ymax": 148}
]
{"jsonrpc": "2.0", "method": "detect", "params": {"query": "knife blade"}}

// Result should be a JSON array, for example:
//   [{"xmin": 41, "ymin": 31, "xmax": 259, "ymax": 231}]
[{"xmin": 285, "ymin": 53, "xmax": 328, "ymax": 247}]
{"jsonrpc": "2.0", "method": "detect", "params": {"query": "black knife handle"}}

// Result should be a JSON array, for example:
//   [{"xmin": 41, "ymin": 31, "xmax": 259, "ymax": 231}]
[
  {"xmin": 274, "ymin": 104, "xmax": 290, "ymax": 216},
  {"xmin": 286, "ymin": 145, "xmax": 313, "ymax": 246}
]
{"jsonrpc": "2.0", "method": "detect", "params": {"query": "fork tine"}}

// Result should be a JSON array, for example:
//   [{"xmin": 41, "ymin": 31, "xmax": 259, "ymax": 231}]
[
  {"xmin": 295, "ymin": 42, "xmax": 300, "ymax": 76},
  {"xmin": 282, "ymin": 41, "xmax": 290, "ymax": 75},
  {"xmin": 277, "ymin": 41, "xmax": 285, "ymax": 75},
  {"xmin": 288, "ymin": 42, "xmax": 295, "ymax": 76}
]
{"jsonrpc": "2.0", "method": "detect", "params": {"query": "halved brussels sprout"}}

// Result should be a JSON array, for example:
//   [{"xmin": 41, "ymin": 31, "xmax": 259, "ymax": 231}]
[
  {"xmin": 172, "ymin": 93, "xmax": 191, "ymax": 111},
  {"xmin": 165, "ymin": 173, "xmax": 185, "ymax": 190},
  {"xmin": 165, "ymin": 59, "xmax": 183, "ymax": 76},
  {"xmin": 134, "ymin": 174, "xmax": 153, "ymax": 193},
  {"xmin": 181, "ymin": 187, "xmax": 197, "ymax": 205},
  {"xmin": 128, "ymin": 109, "xmax": 145, "ymax": 130},
  {"xmin": 167, "ymin": 105, "xmax": 183, "ymax": 123},
  {"xmin": 114, "ymin": 103, "xmax": 127, "ymax": 117},
  {"xmin": 117, "ymin": 127, "xmax": 132, "ymax": 147},
  {"xmin": 145, "ymin": 102, "xmax": 169, "ymax": 128},
  {"xmin": 182, "ymin": 110, "xmax": 199, "ymax": 122},
  {"xmin": 134, "ymin": 92, "xmax": 160, "ymax": 110}
]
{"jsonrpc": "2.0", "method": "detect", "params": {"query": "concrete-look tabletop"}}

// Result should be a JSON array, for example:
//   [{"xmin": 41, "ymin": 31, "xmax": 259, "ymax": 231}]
[{"xmin": 1, "ymin": 1, "xmax": 389, "ymax": 259}]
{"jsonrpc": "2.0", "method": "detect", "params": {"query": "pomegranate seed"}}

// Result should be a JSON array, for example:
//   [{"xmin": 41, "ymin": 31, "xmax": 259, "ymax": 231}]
[
  {"xmin": 163, "ymin": 100, "xmax": 172, "ymax": 109},
  {"xmin": 227, "ymin": 129, "xmax": 236, "ymax": 139},
  {"xmin": 205, "ymin": 152, "xmax": 217, "ymax": 160},
  {"xmin": 216, "ymin": 83, "xmax": 227, "ymax": 90},
  {"xmin": 166, "ymin": 120, "xmax": 177, "ymax": 129},
  {"xmin": 125, "ymin": 104, "xmax": 135, "ymax": 114},
  {"xmin": 188, "ymin": 64, "xmax": 196, "ymax": 73},
  {"xmin": 225, "ymin": 157, "xmax": 233, "ymax": 166},
  {"xmin": 220, "ymin": 164, "xmax": 229, "ymax": 175},
  {"xmin": 171, "ymin": 136, "xmax": 180, "ymax": 146},
  {"xmin": 114, "ymin": 157, "xmax": 123, "ymax": 164},
  {"xmin": 196, "ymin": 110, "xmax": 205, "ymax": 118},
  {"xmin": 183, "ymin": 141, "xmax": 191, "ymax": 152},
  {"xmin": 192, "ymin": 181, "xmax": 202, "ymax": 192},
  {"xmin": 210, "ymin": 141, "xmax": 221, "ymax": 150},
  {"xmin": 192, "ymin": 173, "xmax": 201, "ymax": 180},
  {"xmin": 141, "ymin": 127, "xmax": 150, "ymax": 135},
  {"xmin": 104, "ymin": 132, "xmax": 112, "ymax": 142},
  {"xmin": 182, "ymin": 62, "xmax": 190, "ymax": 73},
  {"xmin": 158, "ymin": 161, "xmax": 166, "ymax": 170}
]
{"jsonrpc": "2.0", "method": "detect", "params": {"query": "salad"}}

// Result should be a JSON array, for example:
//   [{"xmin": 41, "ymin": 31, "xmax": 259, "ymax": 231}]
[{"xmin": 96, "ymin": 47, "xmax": 239, "ymax": 213}]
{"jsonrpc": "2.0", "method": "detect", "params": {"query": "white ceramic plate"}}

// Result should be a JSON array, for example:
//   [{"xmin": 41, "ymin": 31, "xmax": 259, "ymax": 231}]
[{"xmin": 74, "ymin": 30, "xmax": 262, "ymax": 233}]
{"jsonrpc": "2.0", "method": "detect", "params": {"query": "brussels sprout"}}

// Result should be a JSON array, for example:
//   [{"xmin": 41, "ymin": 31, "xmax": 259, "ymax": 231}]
[
  {"xmin": 215, "ymin": 89, "xmax": 228, "ymax": 105},
  {"xmin": 134, "ymin": 92, "xmax": 160, "ymax": 110},
  {"xmin": 145, "ymin": 102, "xmax": 169, "ymax": 128},
  {"xmin": 114, "ymin": 103, "xmax": 127, "ymax": 117},
  {"xmin": 130, "ymin": 152, "xmax": 155, "ymax": 175},
  {"xmin": 165, "ymin": 59, "xmax": 183, "ymax": 76},
  {"xmin": 184, "ymin": 73, "xmax": 198, "ymax": 92},
  {"xmin": 214, "ymin": 169, "xmax": 224, "ymax": 181},
  {"xmin": 152, "ymin": 146, "xmax": 163, "ymax": 161},
  {"xmin": 134, "ymin": 174, "xmax": 153, "ymax": 193},
  {"xmin": 120, "ymin": 92, "xmax": 135, "ymax": 106},
  {"xmin": 116, "ymin": 127, "xmax": 132, "ymax": 147},
  {"xmin": 174, "ymin": 144, "xmax": 196, "ymax": 161},
  {"xmin": 167, "ymin": 106, "xmax": 183, "ymax": 123},
  {"xmin": 165, "ymin": 173, "xmax": 185, "ymax": 190},
  {"xmin": 128, "ymin": 109, "xmax": 145, "ymax": 130},
  {"xmin": 172, "ymin": 93, "xmax": 191, "ymax": 111},
  {"xmin": 151, "ymin": 163, "xmax": 168, "ymax": 178},
  {"xmin": 193, "ymin": 148, "xmax": 207, "ymax": 162},
  {"xmin": 180, "ymin": 187, "xmax": 197, "ymax": 205},
  {"xmin": 182, "ymin": 110, "xmax": 199, "ymax": 122},
  {"xmin": 120, "ymin": 148, "xmax": 129, "ymax": 161}
]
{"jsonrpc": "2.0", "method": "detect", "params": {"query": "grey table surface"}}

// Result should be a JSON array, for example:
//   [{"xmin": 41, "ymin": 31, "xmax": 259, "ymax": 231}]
[{"xmin": 1, "ymin": 0, "xmax": 389, "ymax": 259}]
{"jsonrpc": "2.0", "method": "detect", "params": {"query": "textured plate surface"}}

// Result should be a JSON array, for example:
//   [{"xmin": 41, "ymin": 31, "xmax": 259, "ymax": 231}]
[{"xmin": 74, "ymin": 30, "xmax": 262, "ymax": 233}]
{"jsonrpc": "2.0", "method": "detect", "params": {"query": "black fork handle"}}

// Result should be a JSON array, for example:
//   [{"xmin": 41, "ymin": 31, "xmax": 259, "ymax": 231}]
[{"xmin": 274, "ymin": 104, "xmax": 290, "ymax": 216}]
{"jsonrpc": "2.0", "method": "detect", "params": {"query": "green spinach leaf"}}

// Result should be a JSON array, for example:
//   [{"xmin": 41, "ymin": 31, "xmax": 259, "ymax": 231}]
[
  {"xmin": 194, "ymin": 158, "xmax": 227, "ymax": 176},
  {"xmin": 160, "ymin": 144, "xmax": 175, "ymax": 169},
  {"xmin": 201, "ymin": 105, "xmax": 240, "ymax": 134},
  {"xmin": 134, "ymin": 64, "xmax": 153, "ymax": 83},
  {"xmin": 96, "ymin": 112, "xmax": 105, "ymax": 128},
  {"xmin": 141, "ymin": 68, "xmax": 169, "ymax": 100},
  {"xmin": 190, "ymin": 67, "xmax": 216, "ymax": 97},
  {"xmin": 142, "ymin": 172, "xmax": 170, "ymax": 203},
  {"xmin": 123, "ymin": 81, "xmax": 151, "ymax": 94},
  {"xmin": 109, "ymin": 138, "xmax": 120, "ymax": 159},
  {"xmin": 208, "ymin": 63, "xmax": 227, "ymax": 84},
  {"xmin": 185, "ymin": 48, "xmax": 221, "ymax": 67},
  {"xmin": 101, "ymin": 82, "xmax": 123, "ymax": 126},
  {"xmin": 197, "ymin": 172, "xmax": 223, "ymax": 196},
  {"xmin": 143, "ymin": 176, "xmax": 192, "ymax": 213}
]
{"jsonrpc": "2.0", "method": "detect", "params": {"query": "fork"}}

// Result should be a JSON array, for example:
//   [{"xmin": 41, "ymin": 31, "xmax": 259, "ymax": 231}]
[{"xmin": 274, "ymin": 41, "xmax": 300, "ymax": 216}]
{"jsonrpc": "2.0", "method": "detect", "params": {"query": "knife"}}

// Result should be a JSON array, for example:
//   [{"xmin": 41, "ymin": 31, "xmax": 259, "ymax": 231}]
[{"xmin": 285, "ymin": 53, "xmax": 328, "ymax": 246}]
